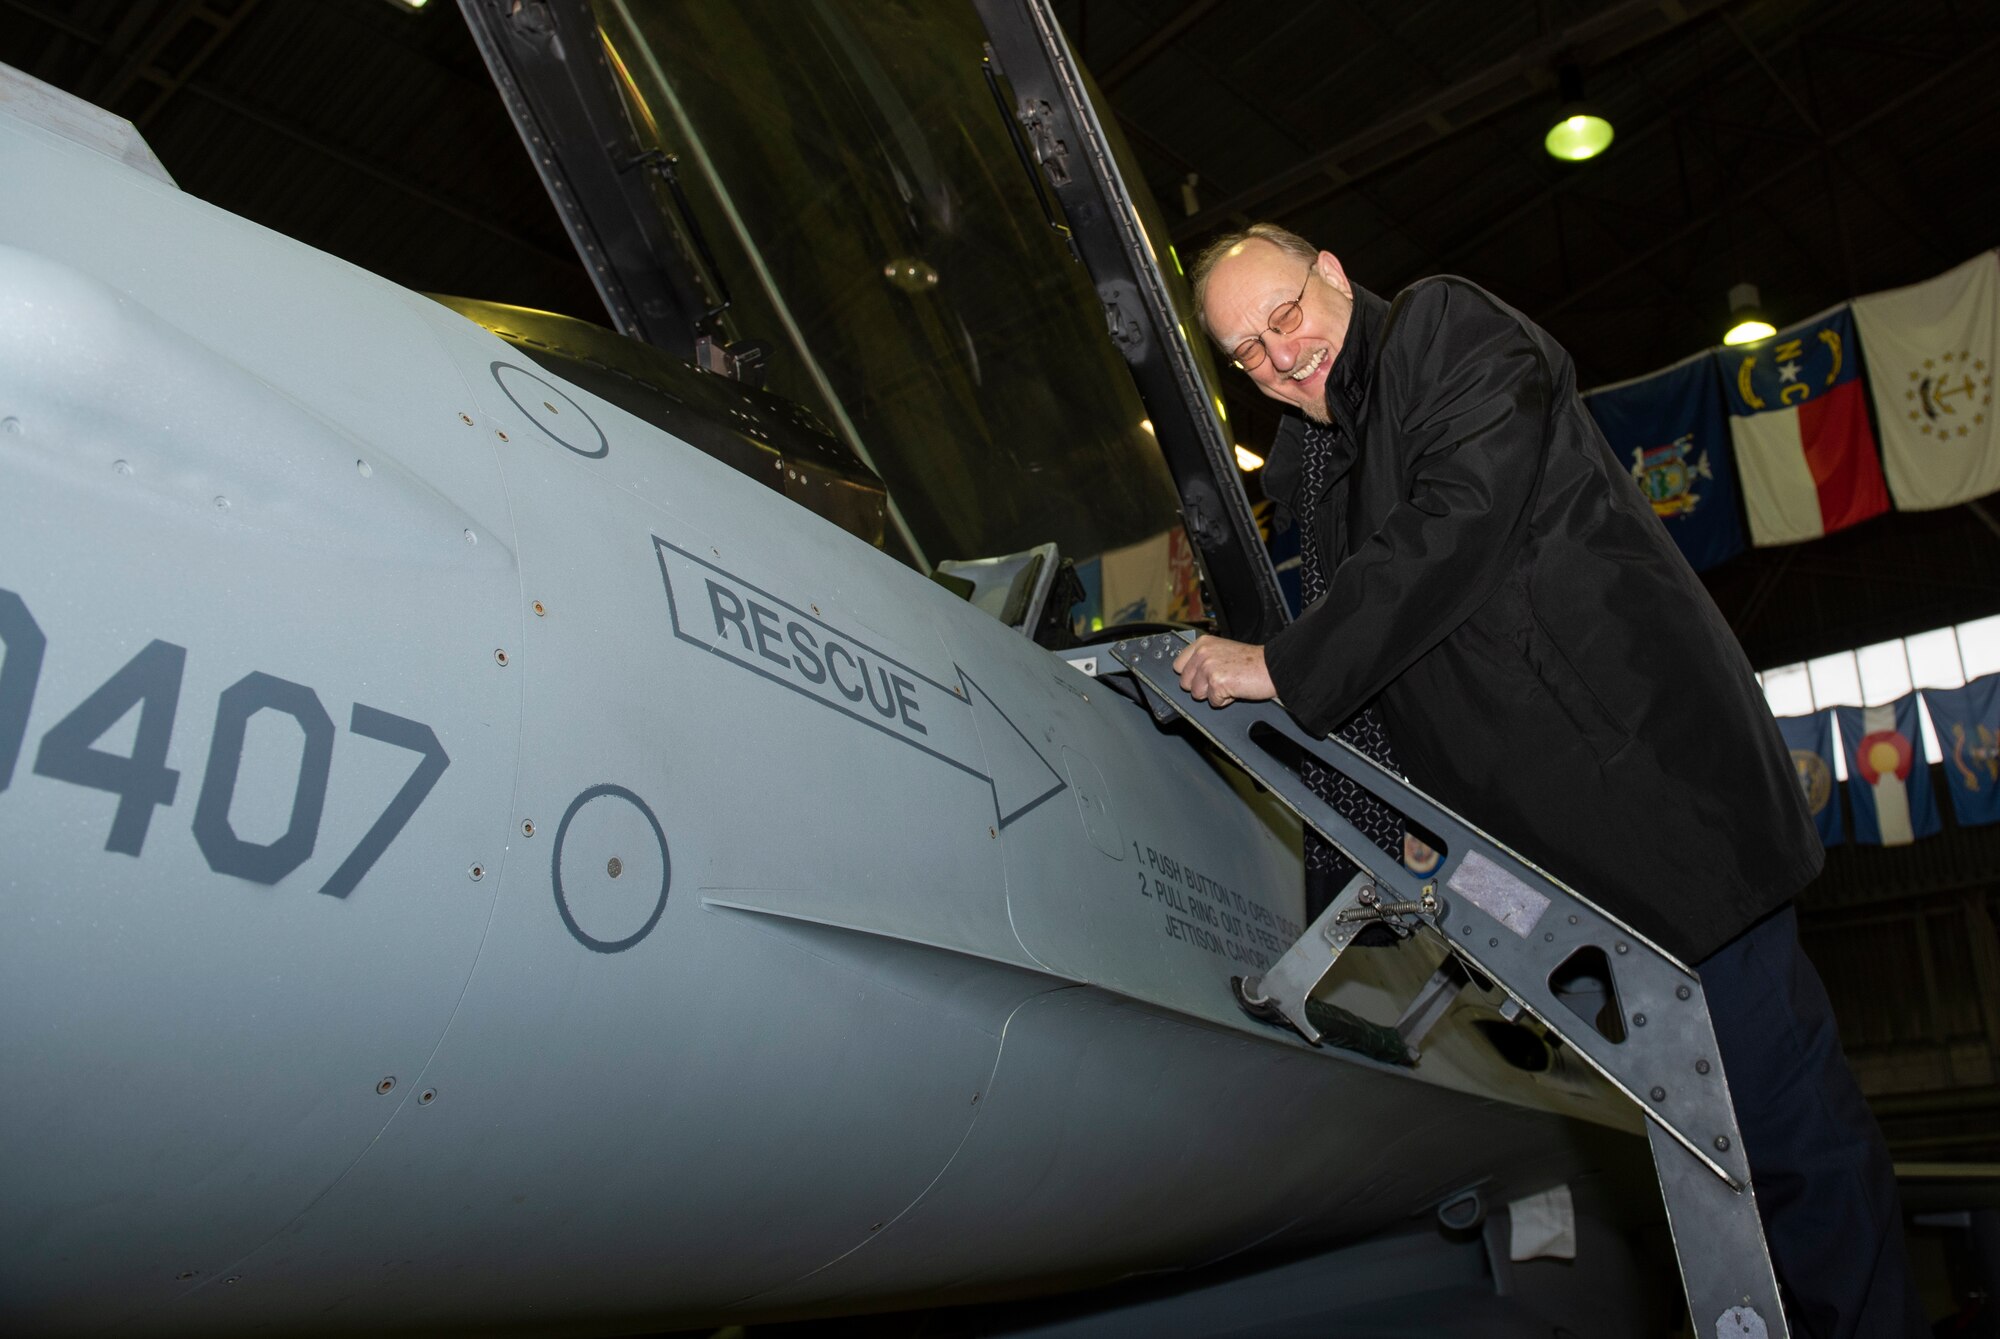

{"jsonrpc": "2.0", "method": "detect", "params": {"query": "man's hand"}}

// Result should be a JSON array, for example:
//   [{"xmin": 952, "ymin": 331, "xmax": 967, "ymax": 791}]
[{"xmin": 1172, "ymin": 635, "xmax": 1276, "ymax": 708}]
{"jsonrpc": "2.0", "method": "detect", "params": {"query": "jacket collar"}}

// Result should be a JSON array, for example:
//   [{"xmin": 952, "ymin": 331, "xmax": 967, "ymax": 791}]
[
  {"xmin": 1326, "ymin": 280, "xmax": 1388, "ymax": 428},
  {"xmin": 1263, "ymin": 281, "xmax": 1389, "ymax": 507}
]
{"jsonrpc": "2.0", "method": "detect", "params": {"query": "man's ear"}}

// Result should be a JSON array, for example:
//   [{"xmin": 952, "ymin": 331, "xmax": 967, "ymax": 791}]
[{"xmin": 1315, "ymin": 250, "xmax": 1353, "ymax": 299}]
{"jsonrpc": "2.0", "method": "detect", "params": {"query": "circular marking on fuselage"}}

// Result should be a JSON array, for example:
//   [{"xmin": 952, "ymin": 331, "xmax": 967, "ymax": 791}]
[
  {"xmin": 552, "ymin": 784, "xmax": 669, "ymax": 953},
  {"xmin": 490, "ymin": 361, "xmax": 607, "ymax": 458}
]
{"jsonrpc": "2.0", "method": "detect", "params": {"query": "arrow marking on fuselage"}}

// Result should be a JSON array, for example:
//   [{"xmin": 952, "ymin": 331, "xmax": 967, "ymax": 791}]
[{"xmin": 654, "ymin": 538, "xmax": 1064, "ymax": 828}]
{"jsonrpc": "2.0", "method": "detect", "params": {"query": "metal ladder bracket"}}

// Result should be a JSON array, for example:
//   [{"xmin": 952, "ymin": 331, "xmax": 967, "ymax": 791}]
[
  {"xmin": 1108, "ymin": 631, "xmax": 1789, "ymax": 1339},
  {"xmin": 1231, "ymin": 871, "xmax": 1389, "ymax": 1045}
]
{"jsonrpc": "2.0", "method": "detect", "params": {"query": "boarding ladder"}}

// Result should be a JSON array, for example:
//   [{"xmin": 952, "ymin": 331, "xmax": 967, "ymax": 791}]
[{"xmin": 1109, "ymin": 631, "xmax": 1789, "ymax": 1339}]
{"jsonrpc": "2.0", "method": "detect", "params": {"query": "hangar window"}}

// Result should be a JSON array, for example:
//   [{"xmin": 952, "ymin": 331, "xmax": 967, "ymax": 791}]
[{"xmin": 1755, "ymin": 613, "xmax": 2000, "ymax": 779}]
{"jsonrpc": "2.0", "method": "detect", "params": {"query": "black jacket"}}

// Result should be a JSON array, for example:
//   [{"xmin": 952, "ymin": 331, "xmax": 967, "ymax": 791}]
[{"xmin": 1262, "ymin": 278, "xmax": 1820, "ymax": 963}]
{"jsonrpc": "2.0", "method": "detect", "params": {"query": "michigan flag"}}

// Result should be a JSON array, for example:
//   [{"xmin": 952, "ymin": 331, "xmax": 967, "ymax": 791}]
[
  {"xmin": 1717, "ymin": 305, "xmax": 1889, "ymax": 546},
  {"xmin": 1851, "ymin": 251, "xmax": 2000, "ymax": 510},
  {"xmin": 1923, "ymin": 674, "xmax": 2000, "ymax": 828},
  {"xmin": 1774, "ymin": 710, "xmax": 1843, "ymax": 845},
  {"xmin": 1835, "ymin": 696, "xmax": 1941, "ymax": 845},
  {"xmin": 1584, "ymin": 354, "xmax": 1745, "ymax": 570}
]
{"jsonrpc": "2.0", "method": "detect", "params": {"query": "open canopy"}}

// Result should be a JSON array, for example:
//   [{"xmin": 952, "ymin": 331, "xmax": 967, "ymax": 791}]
[{"xmin": 462, "ymin": 0, "xmax": 1284, "ymax": 639}]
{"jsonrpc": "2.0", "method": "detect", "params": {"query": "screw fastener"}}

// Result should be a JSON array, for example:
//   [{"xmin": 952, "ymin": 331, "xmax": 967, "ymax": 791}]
[
  {"xmin": 469, "ymin": 864, "xmax": 485, "ymax": 881},
  {"xmin": 1695, "ymin": 1059, "xmax": 1711, "ymax": 1075},
  {"xmin": 1715, "ymin": 1136, "xmax": 1731, "ymax": 1152},
  {"xmin": 1650, "ymin": 1086, "xmax": 1666, "ymax": 1102}
]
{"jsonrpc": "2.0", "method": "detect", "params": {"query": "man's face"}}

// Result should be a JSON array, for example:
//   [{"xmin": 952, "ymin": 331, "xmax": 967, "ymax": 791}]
[{"xmin": 1202, "ymin": 241, "xmax": 1353, "ymax": 423}]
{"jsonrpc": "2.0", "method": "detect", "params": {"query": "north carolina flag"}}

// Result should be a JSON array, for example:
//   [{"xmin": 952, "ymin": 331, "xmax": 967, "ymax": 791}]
[
  {"xmin": 1922, "ymin": 674, "xmax": 2000, "ymax": 828},
  {"xmin": 1834, "ymin": 696, "xmax": 1941, "ymax": 846},
  {"xmin": 1851, "ymin": 251, "xmax": 2000, "ymax": 511},
  {"xmin": 1717, "ymin": 305, "xmax": 1889, "ymax": 546},
  {"xmin": 1774, "ymin": 710, "xmax": 1843, "ymax": 845},
  {"xmin": 1584, "ymin": 353, "xmax": 1745, "ymax": 571}
]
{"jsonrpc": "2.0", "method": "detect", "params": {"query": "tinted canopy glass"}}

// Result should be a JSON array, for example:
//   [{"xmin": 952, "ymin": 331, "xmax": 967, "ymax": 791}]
[{"xmin": 594, "ymin": 0, "xmax": 1189, "ymax": 600}]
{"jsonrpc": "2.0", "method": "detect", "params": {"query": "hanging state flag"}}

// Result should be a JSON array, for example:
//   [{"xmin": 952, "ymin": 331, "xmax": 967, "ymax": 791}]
[
  {"xmin": 1584, "ymin": 354, "xmax": 1745, "ymax": 570},
  {"xmin": 1923, "ymin": 674, "xmax": 2000, "ymax": 828},
  {"xmin": 1835, "ymin": 697, "xmax": 1941, "ymax": 846},
  {"xmin": 1716, "ymin": 305, "xmax": 1888, "ymax": 546},
  {"xmin": 1774, "ymin": 710, "xmax": 1843, "ymax": 845},
  {"xmin": 1851, "ymin": 251, "xmax": 2000, "ymax": 510}
]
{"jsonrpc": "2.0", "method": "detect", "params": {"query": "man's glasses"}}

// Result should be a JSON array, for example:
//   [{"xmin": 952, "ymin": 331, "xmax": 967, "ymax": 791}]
[{"xmin": 1231, "ymin": 264, "xmax": 1314, "ymax": 372}]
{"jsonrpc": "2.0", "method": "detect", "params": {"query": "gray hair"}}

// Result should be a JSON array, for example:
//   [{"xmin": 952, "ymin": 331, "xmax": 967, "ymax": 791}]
[{"xmin": 1188, "ymin": 223, "xmax": 1319, "ymax": 337}]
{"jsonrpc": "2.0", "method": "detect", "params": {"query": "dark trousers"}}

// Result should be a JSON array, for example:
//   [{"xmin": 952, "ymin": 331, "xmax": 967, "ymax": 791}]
[{"xmin": 1697, "ymin": 904, "xmax": 1929, "ymax": 1339}]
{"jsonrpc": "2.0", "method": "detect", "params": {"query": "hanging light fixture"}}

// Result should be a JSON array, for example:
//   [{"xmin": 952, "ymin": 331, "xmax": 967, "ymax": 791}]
[
  {"xmin": 1723, "ymin": 282, "xmax": 1777, "ymax": 346},
  {"xmin": 1543, "ymin": 64, "xmax": 1614, "ymax": 162}
]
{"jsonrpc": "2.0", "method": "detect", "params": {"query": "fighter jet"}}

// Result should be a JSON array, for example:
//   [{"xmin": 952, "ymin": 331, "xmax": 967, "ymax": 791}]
[{"xmin": 1, "ymin": 2, "xmax": 1706, "ymax": 1334}]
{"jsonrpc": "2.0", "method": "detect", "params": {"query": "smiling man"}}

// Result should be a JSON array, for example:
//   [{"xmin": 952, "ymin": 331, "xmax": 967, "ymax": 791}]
[{"xmin": 1175, "ymin": 222, "xmax": 1920, "ymax": 1338}]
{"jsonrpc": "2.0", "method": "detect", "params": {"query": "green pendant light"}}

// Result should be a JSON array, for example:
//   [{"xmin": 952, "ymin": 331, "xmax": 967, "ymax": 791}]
[
  {"xmin": 1723, "ymin": 282, "xmax": 1777, "ymax": 346},
  {"xmin": 1544, "ymin": 65, "xmax": 1614, "ymax": 162}
]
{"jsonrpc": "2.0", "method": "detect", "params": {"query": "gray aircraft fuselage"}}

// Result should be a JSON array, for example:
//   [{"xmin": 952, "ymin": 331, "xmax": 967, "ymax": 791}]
[{"xmin": 0, "ymin": 68, "xmax": 1634, "ymax": 1336}]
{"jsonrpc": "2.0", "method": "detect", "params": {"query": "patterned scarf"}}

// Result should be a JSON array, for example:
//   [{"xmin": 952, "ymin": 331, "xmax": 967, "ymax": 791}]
[{"xmin": 1295, "ymin": 419, "xmax": 1406, "ymax": 890}]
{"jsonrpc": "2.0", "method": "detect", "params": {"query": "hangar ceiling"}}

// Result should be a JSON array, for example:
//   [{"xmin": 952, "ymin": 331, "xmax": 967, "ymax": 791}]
[{"xmin": 4, "ymin": 0, "xmax": 1990, "ymax": 398}]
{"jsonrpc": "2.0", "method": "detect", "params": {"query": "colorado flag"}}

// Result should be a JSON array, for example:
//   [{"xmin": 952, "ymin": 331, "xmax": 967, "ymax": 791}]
[
  {"xmin": 1717, "ymin": 305, "xmax": 1889, "ymax": 546},
  {"xmin": 1923, "ymin": 674, "xmax": 2000, "ymax": 828},
  {"xmin": 1835, "ymin": 696, "xmax": 1940, "ymax": 846},
  {"xmin": 1584, "ymin": 354, "xmax": 1745, "ymax": 570},
  {"xmin": 1774, "ymin": 710, "xmax": 1843, "ymax": 845}
]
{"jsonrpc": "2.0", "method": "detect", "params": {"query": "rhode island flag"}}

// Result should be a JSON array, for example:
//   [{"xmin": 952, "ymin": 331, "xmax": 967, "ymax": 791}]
[
  {"xmin": 1717, "ymin": 305, "xmax": 1890, "ymax": 546},
  {"xmin": 1835, "ymin": 695, "xmax": 1941, "ymax": 845},
  {"xmin": 1584, "ymin": 354, "xmax": 1745, "ymax": 571}
]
